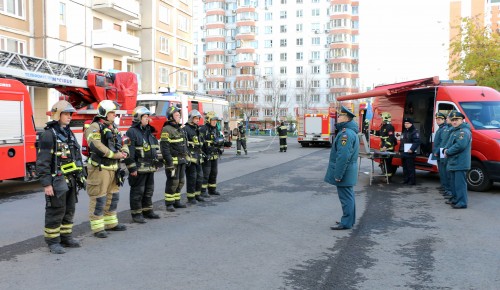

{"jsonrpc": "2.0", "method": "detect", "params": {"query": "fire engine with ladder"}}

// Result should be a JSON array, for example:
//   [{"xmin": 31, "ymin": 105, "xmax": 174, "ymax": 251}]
[{"xmin": 0, "ymin": 50, "xmax": 138, "ymax": 182}]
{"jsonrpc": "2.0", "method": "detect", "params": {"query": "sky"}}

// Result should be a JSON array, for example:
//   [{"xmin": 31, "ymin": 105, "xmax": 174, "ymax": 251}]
[{"xmin": 359, "ymin": 0, "xmax": 450, "ymax": 90}]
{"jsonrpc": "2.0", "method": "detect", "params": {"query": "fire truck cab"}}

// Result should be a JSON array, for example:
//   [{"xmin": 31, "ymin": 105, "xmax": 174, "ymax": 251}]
[{"xmin": 338, "ymin": 77, "xmax": 500, "ymax": 192}]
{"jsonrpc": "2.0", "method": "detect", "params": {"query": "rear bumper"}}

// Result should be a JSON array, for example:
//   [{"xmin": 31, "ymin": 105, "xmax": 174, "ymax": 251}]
[{"xmin": 484, "ymin": 161, "xmax": 500, "ymax": 182}]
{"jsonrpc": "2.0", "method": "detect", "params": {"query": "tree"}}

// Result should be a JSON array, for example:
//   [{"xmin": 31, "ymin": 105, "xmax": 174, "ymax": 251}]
[
  {"xmin": 449, "ymin": 17, "xmax": 500, "ymax": 90},
  {"xmin": 295, "ymin": 72, "xmax": 318, "ymax": 111},
  {"xmin": 258, "ymin": 76, "xmax": 291, "ymax": 128}
]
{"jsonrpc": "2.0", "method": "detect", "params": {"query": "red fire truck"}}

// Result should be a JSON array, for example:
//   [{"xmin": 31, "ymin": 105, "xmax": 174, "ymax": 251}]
[
  {"xmin": 338, "ymin": 76, "xmax": 500, "ymax": 191},
  {"xmin": 296, "ymin": 108, "xmax": 335, "ymax": 147},
  {"xmin": 0, "ymin": 50, "xmax": 137, "ymax": 182}
]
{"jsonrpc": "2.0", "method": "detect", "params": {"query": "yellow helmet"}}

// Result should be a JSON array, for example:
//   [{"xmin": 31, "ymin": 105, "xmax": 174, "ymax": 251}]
[
  {"xmin": 381, "ymin": 112, "xmax": 392, "ymax": 122},
  {"xmin": 205, "ymin": 111, "xmax": 221, "ymax": 123},
  {"xmin": 51, "ymin": 100, "xmax": 76, "ymax": 121}
]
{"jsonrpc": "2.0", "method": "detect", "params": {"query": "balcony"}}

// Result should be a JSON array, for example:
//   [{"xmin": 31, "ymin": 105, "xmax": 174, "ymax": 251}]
[
  {"xmin": 92, "ymin": 0, "xmax": 139, "ymax": 21},
  {"xmin": 92, "ymin": 29, "xmax": 140, "ymax": 56}
]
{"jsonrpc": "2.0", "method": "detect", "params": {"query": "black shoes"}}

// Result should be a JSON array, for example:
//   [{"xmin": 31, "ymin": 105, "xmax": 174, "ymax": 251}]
[
  {"xmin": 451, "ymin": 204, "xmax": 467, "ymax": 209},
  {"xmin": 94, "ymin": 230, "xmax": 108, "ymax": 238},
  {"xmin": 143, "ymin": 211, "xmax": 160, "ymax": 219},
  {"xmin": 48, "ymin": 243, "xmax": 66, "ymax": 254},
  {"xmin": 330, "ymin": 225, "xmax": 350, "ymax": 230},
  {"xmin": 60, "ymin": 237, "xmax": 81, "ymax": 248},
  {"xmin": 187, "ymin": 198, "xmax": 197, "ymax": 205},
  {"xmin": 200, "ymin": 192, "xmax": 210, "ymax": 198},
  {"xmin": 132, "ymin": 214, "xmax": 147, "ymax": 224},
  {"xmin": 195, "ymin": 196, "xmax": 206, "ymax": 202},
  {"xmin": 166, "ymin": 204, "xmax": 175, "ymax": 212},
  {"xmin": 108, "ymin": 224, "xmax": 127, "ymax": 231},
  {"xmin": 209, "ymin": 191, "xmax": 221, "ymax": 196},
  {"xmin": 173, "ymin": 201, "xmax": 187, "ymax": 208}
]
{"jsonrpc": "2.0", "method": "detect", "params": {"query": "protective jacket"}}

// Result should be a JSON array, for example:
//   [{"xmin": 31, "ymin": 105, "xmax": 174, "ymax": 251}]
[
  {"xmin": 184, "ymin": 122, "xmax": 203, "ymax": 164},
  {"xmin": 200, "ymin": 123, "xmax": 222, "ymax": 160},
  {"xmin": 399, "ymin": 125, "xmax": 420, "ymax": 157},
  {"xmin": 324, "ymin": 120, "xmax": 360, "ymax": 186},
  {"xmin": 277, "ymin": 125, "xmax": 287, "ymax": 137},
  {"xmin": 160, "ymin": 121, "xmax": 188, "ymax": 167},
  {"xmin": 124, "ymin": 122, "xmax": 160, "ymax": 173},
  {"xmin": 378, "ymin": 122, "xmax": 396, "ymax": 151},
  {"xmin": 444, "ymin": 122, "xmax": 472, "ymax": 171}
]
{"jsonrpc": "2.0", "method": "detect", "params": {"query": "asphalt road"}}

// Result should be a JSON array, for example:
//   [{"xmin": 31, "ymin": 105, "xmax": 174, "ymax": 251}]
[{"xmin": 0, "ymin": 136, "xmax": 499, "ymax": 289}]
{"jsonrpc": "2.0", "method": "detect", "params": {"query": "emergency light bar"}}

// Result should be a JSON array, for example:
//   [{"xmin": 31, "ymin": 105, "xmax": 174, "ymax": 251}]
[{"xmin": 439, "ymin": 79, "xmax": 477, "ymax": 86}]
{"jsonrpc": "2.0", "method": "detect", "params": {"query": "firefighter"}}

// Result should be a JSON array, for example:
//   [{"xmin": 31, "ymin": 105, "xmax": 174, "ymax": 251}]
[
  {"xmin": 431, "ymin": 112, "xmax": 448, "ymax": 194},
  {"xmin": 160, "ymin": 106, "xmax": 188, "ymax": 212},
  {"xmin": 124, "ymin": 106, "xmax": 161, "ymax": 223},
  {"xmin": 235, "ymin": 121, "xmax": 247, "ymax": 155},
  {"xmin": 377, "ymin": 112, "xmax": 397, "ymax": 180},
  {"xmin": 184, "ymin": 109, "xmax": 206, "ymax": 204},
  {"xmin": 37, "ymin": 100, "xmax": 85, "ymax": 254},
  {"xmin": 85, "ymin": 100, "xmax": 129, "ymax": 238},
  {"xmin": 443, "ymin": 111, "xmax": 471, "ymax": 209},
  {"xmin": 324, "ymin": 106, "xmax": 360, "ymax": 230},
  {"xmin": 399, "ymin": 117, "xmax": 421, "ymax": 185},
  {"xmin": 200, "ymin": 111, "xmax": 223, "ymax": 196},
  {"xmin": 277, "ymin": 121, "xmax": 288, "ymax": 152}
]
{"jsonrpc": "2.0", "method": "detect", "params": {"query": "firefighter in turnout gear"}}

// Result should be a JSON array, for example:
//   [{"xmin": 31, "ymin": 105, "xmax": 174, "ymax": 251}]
[
  {"xmin": 160, "ymin": 106, "xmax": 188, "ymax": 212},
  {"xmin": 199, "ymin": 111, "xmax": 223, "ymax": 196},
  {"xmin": 277, "ymin": 122, "xmax": 288, "ymax": 152},
  {"xmin": 84, "ymin": 100, "xmax": 130, "ymax": 238},
  {"xmin": 234, "ymin": 121, "xmax": 247, "ymax": 155},
  {"xmin": 377, "ymin": 112, "xmax": 397, "ymax": 180},
  {"xmin": 184, "ymin": 110, "xmax": 206, "ymax": 204},
  {"xmin": 124, "ymin": 106, "xmax": 161, "ymax": 223},
  {"xmin": 36, "ymin": 100, "xmax": 84, "ymax": 254}
]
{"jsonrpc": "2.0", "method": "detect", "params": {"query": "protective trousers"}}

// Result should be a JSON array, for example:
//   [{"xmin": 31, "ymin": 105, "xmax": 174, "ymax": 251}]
[
  {"xmin": 87, "ymin": 165, "xmax": 120, "ymax": 233},
  {"xmin": 164, "ymin": 163, "xmax": 186, "ymax": 206},
  {"xmin": 202, "ymin": 158, "xmax": 218, "ymax": 194},
  {"xmin": 186, "ymin": 162, "xmax": 203, "ymax": 200},
  {"xmin": 402, "ymin": 156, "xmax": 416, "ymax": 184},
  {"xmin": 129, "ymin": 172, "xmax": 155, "ymax": 216},
  {"xmin": 237, "ymin": 138, "xmax": 247, "ymax": 154},
  {"xmin": 336, "ymin": 186, "xmax": 356, "ymax": 229},
  {"xmin": 44, "ymin": 180, "xmax": 77, "ymax": 245},
  {"xmin": 279, "ymin": 137, "xmax": 287, "ymax": 152}
]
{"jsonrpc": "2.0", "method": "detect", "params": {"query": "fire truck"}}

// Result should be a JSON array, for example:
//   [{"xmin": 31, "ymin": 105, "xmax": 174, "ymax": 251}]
[
  {"xmin": 338, "ymin": 76, "xmax": 500, "ymax": 191},
  {"xmin": 0, "ymin": 50, "xmax": 138, "ymax": 182},
  {"xmin": 296, "ymin": 107, "xmax": 335, "ymax": 147}
]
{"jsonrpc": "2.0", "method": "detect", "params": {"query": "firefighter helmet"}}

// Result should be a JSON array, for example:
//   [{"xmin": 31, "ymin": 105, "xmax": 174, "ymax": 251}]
[
  {"xmin": 381, "ymin": 112, "xmax": 392, "ymax": 122},
  {"xmin": 188, "ymin": 109, "xmax": 202, "ymax": 123},
  {"xmin": 205, "ymin": 111, "xmax": 221, "ymax": 123},
  {"xmin": 97, "ymin": 100, "xmax": 118, "ymax": 118},
  {"xmin": 51, "ymin": 100, "xmax": 76, "ymax": 121},
  {"xmin": 166, "ymin": 105, "xmax": 181, "ymax": 121},
  {"xmin": 133, "ymin": 106, "xmax": 151, "ymax": 122}
]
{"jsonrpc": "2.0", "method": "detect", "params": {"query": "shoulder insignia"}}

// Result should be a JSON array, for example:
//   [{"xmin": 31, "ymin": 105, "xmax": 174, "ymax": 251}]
[
  {"xmin": 341, "ymin": 134, "xmax": 348, "ymax": 146},
  {"xmin": 459, "ymin": 132, "xmax": 465, "ymax": 140}
]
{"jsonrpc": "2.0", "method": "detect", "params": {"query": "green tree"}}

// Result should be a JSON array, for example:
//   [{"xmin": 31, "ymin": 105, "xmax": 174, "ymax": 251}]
[{"xmin": 449, "ymin": 17, "xmax": 500, "ymax": 90}]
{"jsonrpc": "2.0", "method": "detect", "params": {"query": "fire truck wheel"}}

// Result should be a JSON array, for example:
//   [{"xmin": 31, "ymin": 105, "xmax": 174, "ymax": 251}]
[{"xmin": 467, "ymin": 160, "xmax": 492, "ymax": 192}]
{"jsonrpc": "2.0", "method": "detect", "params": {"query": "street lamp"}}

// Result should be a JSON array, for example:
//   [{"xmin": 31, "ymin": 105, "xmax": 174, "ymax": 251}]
[{"xmin": 58, "ymin": 41, "xmax": 83, "ymax": 62}]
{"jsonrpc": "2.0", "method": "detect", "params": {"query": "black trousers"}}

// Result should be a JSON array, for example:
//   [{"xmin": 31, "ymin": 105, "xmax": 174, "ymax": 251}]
[
  {"xmin": 402, "ymin": 156, "xmax": 416, "ymax": 184},
  {"xmin": 237, "ymin": 138, "xmax": 247, "ymax": 153},
  {"xmin": 164, "ymin": 163, "xmax": 186, "ymax": 205},
  {"xmin": 186, "ymin": 162, "xmax": 203, "ymax": 199},
  {"xmin": 129, "ymin": 172, "xmax": 155, "ymax": 215},
  {"xmin": 44, "ymin": 184, "xmax": 77, "ymax": 245},
  {"xmin": 279, "ymin": 137, "xmax": 287, "ymax": 151},
  {"xmin": 202, "ymin": 158, "xmax": 218, "ymax": 193}
]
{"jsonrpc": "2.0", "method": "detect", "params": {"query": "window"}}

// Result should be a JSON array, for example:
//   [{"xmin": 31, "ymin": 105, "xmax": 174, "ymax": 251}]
[
  {"xmin": 265, "ymin": 53, "xmax": 273, "ymax": 61},
  {"xmin": 179, "ymin": 44, "xmax": 188, "ymax": 59},
  {"xmin": 159, "ymin": 5, "xmax": 170, "ymax": 24},
  {"xmin": 159, "ymin": 36, "xmax": 169, "ymax": 53},
  {"xmin": 311, "ymin": 23, "xmax": 320, "ymax": 31},
  {"xmin": 311, "ymin": 66, "xmax": 320, "ymax": 74},
  {"xmin": 280, "ymin": 25, "xmax": 287, "ymax": 33},
  {"xmin": 265, "ymin": 82, "xmax": 273, "ymax": 89},
  {"xmin": 296, "ymin": 38, "xmax": 303, "ymax": 46},
  {"xmin": 114, "ymin": 24, "xmax": 121, "ymax": 32},
  {"xmin": 280, "ymin": 66, "xmax": 287, "ymax": 74},
  {"xmin": 265, "ymin": 95, "xmax": 273, "ymax": 102},
  {"xmin": 311, "ymin": 80, "xmax": 320, "ymax": 88},
  {"xmin": 280, "ymin": 39, "xmax": 287, "ymax": 47},
  {"xmin": 265, "ymin": 26, "xmax": 272, "ymax": 34},
  {"xmin": 265, "ymin": 12, "xmax": 272, "ymax": 20},
  {"xmin": 280, "ymin": 11, "xmax": 287, "ymax": 19},
  {"xmin": 312, "ymin": 0, "xmax": 319, "ymax": 2},
  {"xmin": 296, "ymin": 0, "xmax": 302, "ymax": 3},
  {"xmin": 327, "ymin": 94, "xmax": 336, "ymax": 102},
  {"xmin": 93, "ymin": 17, "xmax": 102, "ymax": 30},
  {"xmin": 113, "ymin": 60, "xmax": 122, "ymax": 70},
  {"xmin": 296, "ymin": 10, "xmax": 303, "ymax": 17},
  {"xmin": 296, "ymin": 66, "xmax": 303, "ymax": 74},
  {"xmin": 159, "ymin": 67, "xmax": 169, "ymax": 83},
  {"xmin": 312, "ymin": 37, "xmax": 320, "ymax": 45},
  {"xmin": 59, "ymin": 2, "xmax": 66, "ymax": 25},
  {"xmin": 178, "ymin": 15, "xmax": 189, "ymax": 31},
  {"xmin": 311, "ymin": 51, "xmax": 320, "ymax": 60},
  {"xmin": 264, "ymin": 40, "xmax": 273, "ymax": 48},
  {"xmin": 93, "ymin": 56, "xmax": 102, "ymax": 69},
  {"xmin": 296, "ymin": 94, "xmax": 303, "ymax": 102},
  {"xmin": 296, "ymin": 24, "xmax": 303, "ymax": 32},
  {"xmin": 296, "ymin": 80, "xmax": 303, "ymax": 88},
  {"xmin": 311, "ymin": 9, "xmax": 319, "ymax": 16},
  {"xmin": 264, "ymin": 67, "xmax": 273, "ymax": 75},
  {"xmin": 296, "ymin": 52, "xmax": 303, "ymax": 60},
  {"xmin": 280, "ymin": 53, "xmax": 287, "ymax": 61},
  {"xmin": 280, "ymin": 81, "xmax": 287, "ymax": 88},
  {"xmin": 0, "ymin": 37, "xmax": 25, "ymax": 54},
  {"xmin": 264, "ymin": 109, "xmax": 273, "ymax": 116},
  {"xmin": 179, "ymin": 72, "xmax": 188, "ymax": 86},
  {"xmin": 311, "ymin": 94, "xmax": 320, "ymax": 102},
  {"xmin": 281, "ymin": 0, "xmax": 287, "ymax": 3},
  {"xmin": 0, "ymin": 0, "xmax": 24, "ymax": 18}
]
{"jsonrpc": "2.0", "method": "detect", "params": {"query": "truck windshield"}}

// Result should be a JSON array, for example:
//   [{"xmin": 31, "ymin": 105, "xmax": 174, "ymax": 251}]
[{"xmin": 460, "ymin": 101, "xmax": 500, "ymax": 129}]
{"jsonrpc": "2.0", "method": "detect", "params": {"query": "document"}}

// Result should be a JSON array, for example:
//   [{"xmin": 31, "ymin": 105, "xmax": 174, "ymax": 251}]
[
  {"xmin": 440, "ymin": 148, "xmax": 446, "ymax": 158},
  {"xmin": 404, "ymin": 144, "xmax": 413, "ymax": 152},
  {"xmin": 427, "ymin": 154, "xmax": 438, "ymax": 165}
]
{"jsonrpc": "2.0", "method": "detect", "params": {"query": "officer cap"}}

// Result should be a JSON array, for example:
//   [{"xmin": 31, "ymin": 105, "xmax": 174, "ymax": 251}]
[
  {"xmin": 403, "ymin": 117, "xmax": 414, "ymax": 124},
  {"xmin": 435, "ymin": 112, "xmax": 447, "ymax": 119},
  {"xmin": 448, "ymin": 110, "xmax": 465, "ymax": 120},
  {"xmin": 338, "ymin": 106, "xmax": 356, "ymax": 118}
]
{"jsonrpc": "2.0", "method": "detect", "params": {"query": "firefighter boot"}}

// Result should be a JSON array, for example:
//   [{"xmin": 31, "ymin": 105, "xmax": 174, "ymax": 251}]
[
  {"xmin": 109, "ymin": 224, "xmax": 127, "ymax": 231},
  {"xmin": 132, "ymin": 214, "xmax": 147, "ymax": 224},
  {"xmin": 195, "ymin": 195, "xmax": 206, "ymax": 202},
  {"xmin": 209, "ymin": 190, "xmax": 221, "ymax": 196},
  {"xmin": 94, "ymin": 230, "xmax": 108, "ymax": 238},
  {"xmin": 187, "ymin": 197, "xmax": 197, "ymax": 205},
  {"xmin": 60, "ymin": 236, "xmax": 81, "ymax": 248},
  {"xmin": 166, "ymin": 201, "xmax": 175, "ymax": 212},
  {"xmin": 48, "ymin": 243, "xmax": 66, "ymax": 254},
  {"xmin": 143, "ymin": 211, "xmax": 160, "ymax": 219},
  {"xmin": 200, "ymin": 190, "xmax": 210, "ymax": 198},
  {"xmin": 174, "ymin": 200, "xmax": 187, "ymax": 208},
  {"xmin": 245, "ymin": 150, "xmax": 248, "ymax": 155}
]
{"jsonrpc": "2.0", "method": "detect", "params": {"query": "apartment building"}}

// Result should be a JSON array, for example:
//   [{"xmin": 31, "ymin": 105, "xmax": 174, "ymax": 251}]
[{"xmin": 193, "ymin": 0, "xmax": 359, "ymax": 124}]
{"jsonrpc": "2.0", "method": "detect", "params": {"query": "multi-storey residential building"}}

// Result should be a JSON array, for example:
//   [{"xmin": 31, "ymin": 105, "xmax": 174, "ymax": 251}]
[{"xmin": 194, "ymin": 0, "xmax": 359, "ymax": 126}]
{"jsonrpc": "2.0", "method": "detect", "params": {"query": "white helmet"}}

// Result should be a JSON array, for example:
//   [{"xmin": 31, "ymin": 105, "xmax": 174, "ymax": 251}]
[
  {"xmin": 133, "ymin": 106, "xmax": 151, "ymax": 122},
  {"xmin": 97, "ymin": 100, "xmax": 118, "ymax": 118},
  {"xmin": 51, "ymin": 100, "xmax": 76, "ymax": 121}
]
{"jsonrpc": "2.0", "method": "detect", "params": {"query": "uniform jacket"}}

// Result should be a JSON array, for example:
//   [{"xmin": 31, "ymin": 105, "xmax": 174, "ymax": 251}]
[
  {"xmin": 277, "ymin": 125, "xmax": 287, "ymax": 137},
  {"xmin": 233, "ymin": 125, "xmax": 246, "ymax": 140},
  {"xmin": 36, "ymin": 121, "xmax": 83, "ymax": 188},
  {"xmin": 378, "ymin": 122, "xmax": 396, "ymax": 151},
  {"xmin": 160, "ymin": 121, "xmax": 188, "ymax": 167},
  {"xmin": 199, "ymin": 123, "xmax": 221, "ymax": 160},
  {"xmin": 431, "ymin": 122, "xmax": 446, "ymax": 160},
  {"xmin": 399, "ymin": 125, "xmax": 420, "ymax": 157},
  {"xmin": 324, "ymin": 120, "xmax": 359, "ymax": 187},
  {"xmin": 444, "ymin": 122, "xmax": 472, "ymax": 171},
  {"xmin": 124, "ymin": 122, "xmax": 160, "ymax": 173},
  {"xmin": 184, "ymin": 122, "xmax": 203, "ymax": 164},
  {"xmin": 84, "ymin": 118, "xmax": 129, "ymax": 170}
]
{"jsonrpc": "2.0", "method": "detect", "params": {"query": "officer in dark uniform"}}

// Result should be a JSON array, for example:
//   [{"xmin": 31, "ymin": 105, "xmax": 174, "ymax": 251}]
[
  {"xmin": 124, "ymin": 106, "xmax": 161, "ymax": 223},
  {"xmin": 184, "ymin": 109, "xmax": 206, "ymax": 204},
  {"xmin": 399, "ymin": 117, "xmax": 421, "ymax": 185},
  {"xmin": 37, "ymin": 100, "xmax": 85, "ymax": 254},
  {"xmin": 199, "ymin": 111, "xmax": 223, "ymax": 196},
  {"xmin": 277, "ymin": 121, "xmax": 288, "ymax": 152},
  {"xmin": 160, "ymin": 106, "xmax": 188, "ymax": 212},
  {"xmin": 439, "ymin": 116, "xmax": 454, "ymax": 198},
  {"xmin": 324, "ymin": 106, "xmax": 360, "ymax": 230},
  {"xmin": 235, "ymin": 121, "xmax": 247, "ymax": 155},
  {"xmin": 431, "ymin": 112, "xmax": 448, "ymax": 194},
  {"xmin": 377, "ymin": 112, "xmax": 397, "ymax": 179},
  {"xmin": 443, "ymin": 110, "xmax": 471, "ymax": 209}
]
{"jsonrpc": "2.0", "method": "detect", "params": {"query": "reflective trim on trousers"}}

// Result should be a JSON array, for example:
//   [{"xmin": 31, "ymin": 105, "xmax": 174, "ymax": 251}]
[
  {"xmin": 174, "ymin": 192, "xmax": 181, "ymax": 201},
  {"xmin": 208, "ymin": 183, "xmax": 217, "ymax": 188},
  {"xmin": 104, "ymin": 215, "xmax": 118, "ymax": 227},
  {"xmin": 194, "ymin": 191, "xmax": 201, "ymax": 196},
  {"xmin": 165, "ymin": 193, "xmax": 175, "ymax": 202},
  {"xmin": 60, "ymin": 223, "xmax": 73, "ymax": 235},
  {"xmin": 187, "ymin": 192, "xmax": 196, "ymax": 198},
  {"xmin": 44, "ymin": 226, "xmax": 60, "ymax": 239},
  {"xmin": 90, "ymin": 219, "xmax": 105, "ymax": 232}
]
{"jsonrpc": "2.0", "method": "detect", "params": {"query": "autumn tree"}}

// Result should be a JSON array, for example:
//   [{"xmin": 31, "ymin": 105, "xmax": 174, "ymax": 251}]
[{"xmin": 449, "ymin": 17, "xmax": 500, "ymax": 90}]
